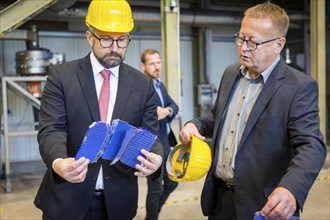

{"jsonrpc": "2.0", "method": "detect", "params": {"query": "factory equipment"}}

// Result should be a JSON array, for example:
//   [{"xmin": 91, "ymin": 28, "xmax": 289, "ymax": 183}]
[
  {"xmin": 15, "ymin": 25, "xmax": 65, "ymax": 99},
  {"xmin": 1, "ymin": 26, "xmax": 65, "ymax": 192},
  {"xmin": 198, "ymin": 83, "xmax": 215, "ymax": 116},
  {"xmin": 15, "ymin": 49, "xmax": 52, "ymax": 98},
  {"xmin": 14, "ymin": 25, "xmax": 64, "ymax": 130}
]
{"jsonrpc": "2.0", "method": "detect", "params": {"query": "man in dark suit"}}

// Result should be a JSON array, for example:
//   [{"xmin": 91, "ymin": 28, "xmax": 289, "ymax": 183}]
[
  {"xmin": 179, "ymin": 2, "xmax": 327, "ymax": 220},
  {"xmin": 141, "ymin": 49, "xmax": 179, "ymax": 220},
  {"xmin": 34, "ymin": 1, "xmax": 162, "ymax": 220}
]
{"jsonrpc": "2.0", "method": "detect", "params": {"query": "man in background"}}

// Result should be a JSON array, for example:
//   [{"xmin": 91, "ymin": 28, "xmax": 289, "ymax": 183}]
[{"xmin": 141, "ymin": 48, "xmax": 179, "ymax": 220}]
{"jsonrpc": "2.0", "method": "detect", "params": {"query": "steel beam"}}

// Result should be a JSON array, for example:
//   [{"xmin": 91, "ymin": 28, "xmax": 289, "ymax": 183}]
[
  {"xmin": 1, "ymin": 76, "xmax": 47, "ymax": 192},
  {"xmin": 161, "ymin": 0, "xmax": 181, "ymax": 107},
  {"xmin": 310, "ymin": 0, "xmax": 326, "ymax": 142},
  {"xmin": 0, "ymin": 0, "xmax": 58, "ymax": 38}
]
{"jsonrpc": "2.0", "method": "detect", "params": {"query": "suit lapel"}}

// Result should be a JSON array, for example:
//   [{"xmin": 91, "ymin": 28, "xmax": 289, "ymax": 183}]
[
  {"xmin": 153, "ymin": 83, "xmax": 162, "ymax": 106},
  {"xmin": 158, "ymin": 83, "xmax": 166, "ymax": 105},
  {"xmin": 213, "ymin": 74, "xmax": 238, "ymax": 139},
  {"xmin": 211, "ymin": 65, "xmax": 241, "ymax": 170},
  {"xmin": 112, "ymin": 64, "xmax": 133, "ymax": 120},
  {"xmin": 76, "ymin": 55, "xmax": 100, "ymax": 122},
  {"xmin": 238, "ymin": 59, "xmax": 286, "ymax": 150},
  {"xmin": 213, "ymin": 65, "xmax": 242, "ymax": 144}
]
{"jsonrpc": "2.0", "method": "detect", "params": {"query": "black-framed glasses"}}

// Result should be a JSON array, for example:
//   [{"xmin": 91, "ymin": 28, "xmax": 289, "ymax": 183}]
[
  {"xmin": 234, "ymin": 33, "xmax": 281, "ymax": 51},
  {"xmin": 89, "ymin": 31, "xmax": 131, "ymax": 48}
]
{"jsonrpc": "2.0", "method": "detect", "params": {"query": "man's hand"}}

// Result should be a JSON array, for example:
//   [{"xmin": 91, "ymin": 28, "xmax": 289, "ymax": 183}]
[
  {"xmin": 261, "ymin": 187, "xmax": 297, "ymax": 220},
  {"xmin": 134, "ymin": 149, "xmax": 162, "ymax": 177},
  {"xmin": 53, "ymin": 157, "xmax": 90, "ymax": 183},
  {"xmin": 157, "ymin": 106, "xmax": 171, "ymax": 120},
  {"xmin": 179, "ymin": 122, "xmax": 205, "ymax": 146}
]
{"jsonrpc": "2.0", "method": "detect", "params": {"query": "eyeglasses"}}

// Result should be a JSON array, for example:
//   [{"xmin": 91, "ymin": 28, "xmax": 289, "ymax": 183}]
[
  {"xmin": 89, "ymin": 31, "xmax": 131, "ymax": 48},
  {"xmin": 234, "ymin": 33, "xmax": 281, "ymax": 51}
]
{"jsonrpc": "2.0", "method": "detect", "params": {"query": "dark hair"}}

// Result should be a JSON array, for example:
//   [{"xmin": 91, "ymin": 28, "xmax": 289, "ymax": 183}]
[{"xmin": 140, "ymin": 48, "xmax": 160, "ymax": 63}]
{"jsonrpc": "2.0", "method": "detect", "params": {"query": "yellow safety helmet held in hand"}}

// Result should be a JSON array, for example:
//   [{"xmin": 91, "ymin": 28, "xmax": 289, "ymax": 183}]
[
  {"xmin": 166, "ymin": 135, "xmax": 212, "ymax": 182},
  {"xmin": 86, "ymin": 0, "xmax": 134, "ymax": 33}
]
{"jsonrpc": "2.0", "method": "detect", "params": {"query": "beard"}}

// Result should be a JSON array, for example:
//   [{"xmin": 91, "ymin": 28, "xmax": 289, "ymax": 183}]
[{"xmin": 95, "ymin": 51, "xmax": 125, "ymax": 69}]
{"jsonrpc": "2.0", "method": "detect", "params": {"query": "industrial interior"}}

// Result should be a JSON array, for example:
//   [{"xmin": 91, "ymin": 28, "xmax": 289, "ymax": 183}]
[{"xmin": 0, "ymin": 0, "xmax": 329, "ymax": 219}]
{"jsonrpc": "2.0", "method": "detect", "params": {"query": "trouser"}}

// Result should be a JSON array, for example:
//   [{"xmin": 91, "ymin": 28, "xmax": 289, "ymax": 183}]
[
  {"xmin": 145, "ymin": 161, "xmax": 178, "ymax": 220},
  {"xmin": 42, "ymin": 192, "xmax": 108, "ymax": 220},
  {"xmin": 82, "ymin": 191, "xmax": 108, "ymax": 220},
  {"xmin": 208, "ymin": 179, "xmax": 236, "ymax": 220}
]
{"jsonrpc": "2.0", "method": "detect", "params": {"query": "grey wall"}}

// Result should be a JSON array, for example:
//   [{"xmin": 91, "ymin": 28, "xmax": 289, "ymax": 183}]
[
  {"xmin": 0, "ymin": 31, "xmax": 248, "ymax": 162},
  {"xmin": 0, "ymin": 33, "xmax": 205, "ymax": 162}
]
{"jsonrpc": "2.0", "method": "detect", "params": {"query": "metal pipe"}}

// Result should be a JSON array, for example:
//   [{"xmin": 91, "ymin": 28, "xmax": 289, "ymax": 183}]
[{"xmin": 52, "ymin": 7, "xmax": 305, "ymax": 28}]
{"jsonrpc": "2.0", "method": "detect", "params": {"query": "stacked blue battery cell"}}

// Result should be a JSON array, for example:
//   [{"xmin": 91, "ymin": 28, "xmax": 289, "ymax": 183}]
[
  {"xmin": 120, "ymin": 128, "xmax": 157, "ymax": 167},
  {"xmin": 75, "ymin": 119, "xmax": 157, "ymax": 168},
  {"xmin": 102, "ymin": 120, "xmax": 134, "ymax": 160},
  {"xmin": 75, "ymin": 122, "xmax": 111, "ymax": 162},
  {"xmin": 110, "ymin": 127, "xmax": 157, "ymax": 168},
  {"xmin": 110, "ymin": 126, "xmax": 138, "ymax": 166}
]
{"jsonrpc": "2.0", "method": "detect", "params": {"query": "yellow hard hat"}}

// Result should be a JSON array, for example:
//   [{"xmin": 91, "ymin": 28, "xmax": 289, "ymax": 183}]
[
  {"xmin": 86, "ymin": 0, "xmax": 134, "ymax": 33},
  {"xmin": 166, "ymin": 136, "xmax": 212, "ymax": 182}
]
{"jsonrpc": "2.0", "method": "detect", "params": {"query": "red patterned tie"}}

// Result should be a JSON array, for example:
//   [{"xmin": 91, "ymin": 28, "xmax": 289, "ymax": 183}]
[{"xmin": 99, "ymin": 70, "xmax": 111, "ymax": 122}]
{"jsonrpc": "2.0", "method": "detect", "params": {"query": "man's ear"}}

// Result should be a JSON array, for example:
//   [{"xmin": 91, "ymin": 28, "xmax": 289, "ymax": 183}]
[
  {"xmin": 86, "ymin": 31, "xmax": 94, "ymax": 47},
  {"xmin": 275, "ymin": 37, "xmax": 286, "ymax": 54},
  {"xmin": 141, "ymin": 63, "xmax": 146, "ymax": 72}
]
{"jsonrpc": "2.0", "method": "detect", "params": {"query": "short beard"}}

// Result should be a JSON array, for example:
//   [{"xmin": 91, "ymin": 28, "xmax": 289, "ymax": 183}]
[{"xmin": 95, "ymin": 51, "xmax": 125, "ymax": 69}]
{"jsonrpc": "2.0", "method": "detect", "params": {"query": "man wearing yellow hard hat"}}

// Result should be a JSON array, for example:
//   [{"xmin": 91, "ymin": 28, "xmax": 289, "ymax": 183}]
[{"xmin": 34, "ymin": 1, "xmax": 163, "ymax": 219}]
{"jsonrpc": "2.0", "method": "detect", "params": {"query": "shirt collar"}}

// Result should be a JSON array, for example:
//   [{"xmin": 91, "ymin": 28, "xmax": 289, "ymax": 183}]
[
  {"xmin": 239, "ymin": 55, "xmax": 280, "ymax": 83},
  {"xmin": 90, "ymin": 52, "xmax": 119, "ymax": 79},
  {"xmin": 153, "ymin": 79, "xmax": 161, "ymax": 88}
]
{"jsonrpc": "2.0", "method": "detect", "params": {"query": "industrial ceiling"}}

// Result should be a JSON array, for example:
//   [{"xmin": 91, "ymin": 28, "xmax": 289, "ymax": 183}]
[{"xmin": 0, "ymin": 0, "xmax": 313, "ymax": 36}]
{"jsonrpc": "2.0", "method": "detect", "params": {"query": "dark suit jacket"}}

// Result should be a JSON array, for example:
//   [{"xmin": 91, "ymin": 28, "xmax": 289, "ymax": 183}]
[
  {"xmin": 34, "ymin": 54, "xmax": 163, "ymax": 220},
  {"xmin": 191, "ymin": 58, "xmax": 327, "ymax": 219},
  {"xmin": 156, "ymin": 82, "xmax": 178, "ymax": 156}
]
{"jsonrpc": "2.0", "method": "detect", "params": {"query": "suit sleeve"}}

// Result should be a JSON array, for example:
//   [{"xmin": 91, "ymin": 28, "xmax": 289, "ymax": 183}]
[
  {"xmin": 278, "ymin": 79, "xmax": 327, "ymax": 209},
  {"xmin": 38, "ymin": 66, "xmax": 69, "ymax": 169},
  {"xmin": 159, "ymin": 84, "xmax": 179, "ymax": 125}
]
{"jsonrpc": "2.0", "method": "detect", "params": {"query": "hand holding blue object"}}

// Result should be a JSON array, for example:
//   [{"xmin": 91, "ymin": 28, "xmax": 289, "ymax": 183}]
[
  {"xmin": 113, "ymin": 127, "xmax": 157, "ymax": 167},
  {"xmin": 75, "ymin": 122, "xmax": 111, "ymax": 162},
  {"xmin": 254, "ymin": 212, "xmax": 299, "ymax": 220},
  {"xmin": 75, "ymin": 119, "xmax": 157, "ymax": 168},
  {"xmin": 102, "ymin": 120, "xmax": 133, "ymax": 160}
]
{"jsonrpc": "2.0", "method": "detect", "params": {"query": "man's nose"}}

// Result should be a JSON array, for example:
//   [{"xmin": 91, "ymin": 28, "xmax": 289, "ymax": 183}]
[
  {"xmin": 109, "ymin": 41, "xmax": 119, "ymax": 51},
  {"xmin": 241, "ymin": 40, "xmax": 250, "ymax": 50}
]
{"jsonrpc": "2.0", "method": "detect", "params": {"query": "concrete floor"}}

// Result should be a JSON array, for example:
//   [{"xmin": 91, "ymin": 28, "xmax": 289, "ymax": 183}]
[{"xmin": 0, "ymin": 153, "xmax": 329, "ymax": 220}]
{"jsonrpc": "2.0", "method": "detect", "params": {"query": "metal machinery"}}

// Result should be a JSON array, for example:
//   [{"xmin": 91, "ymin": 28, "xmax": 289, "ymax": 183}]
[{"xmin": 1, "ymin": 25, "xmax": 64, "ymax": 192}]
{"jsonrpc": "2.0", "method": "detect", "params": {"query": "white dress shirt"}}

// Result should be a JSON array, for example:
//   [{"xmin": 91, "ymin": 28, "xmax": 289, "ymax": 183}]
[
  {"xmin": 90, "ymin": 51, "xmax": 119, "ymax": 190},
  {"xmin": 215, "ymin": 56, "xmax": 280, "ymax": 183}
]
